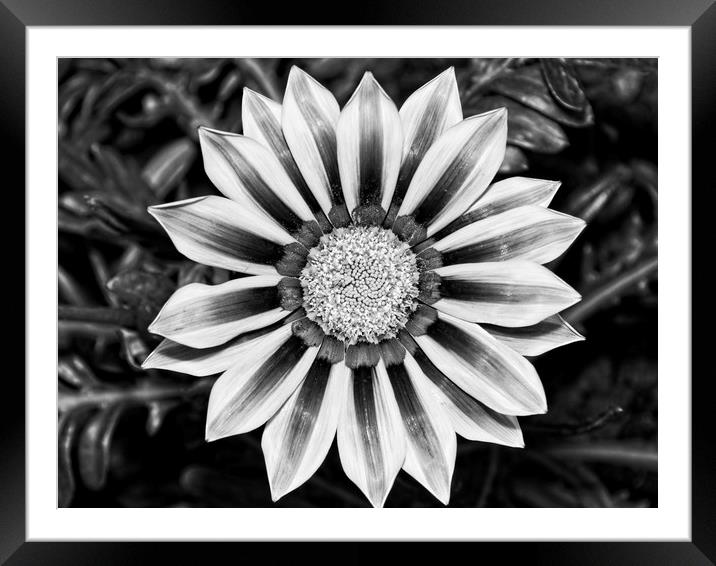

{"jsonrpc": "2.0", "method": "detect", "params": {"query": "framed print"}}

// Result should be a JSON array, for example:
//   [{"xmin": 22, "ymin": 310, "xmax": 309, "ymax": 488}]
[{"xmin": 7, "ymin": 0, "xmax": 712, "ymax": 563}]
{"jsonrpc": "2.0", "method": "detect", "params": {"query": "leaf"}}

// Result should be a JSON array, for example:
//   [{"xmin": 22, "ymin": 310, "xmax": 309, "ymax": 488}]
[
  {"xmin": 77, "ymin": 403, "xmax": 131, "ymax": 490},
  {"xmin": 119, "ymin": 329, "xmax": 151, "ymax": 370},
  {"xmin": 179, "ymin": 466, "xmax": 271, "ymax": 506},
  {"xmin": 146, "ymin": 400, "xmax": 179, "ymax": 436},
  {"xmin": 468, "ymin": 96, "xmax": 569, "ymax": 154},
  {"xmin": 59, "ymin": 144, "xmax": 104, "ymax": 193},
  {"xmin": 58, "ymin": 409, "xmax": 95, "ymax": 507},
  {"xmin": 90, "ymin": 144, "xmax": 155, "ymax": 203},
  {"xmin": 498, "ymin": 145, "xmax": 529, "ymax": 175},
  {"xmin": 490, "ymin": 66, "xmax": 593, "ymax": 127},
  {"xmin": 141, "ymin": 139, "xmax": 197, "ymax": 199},
  {"xmin": 58, "ymin": 355, "xmax": 100, "ymax": 389},
  {"xmin": 540, "ymin": 58, "xmax": 589, "ymax": 112},
  {"xmin": 106, "ymin": 269, "xmax": 175, "ymax": 311}
]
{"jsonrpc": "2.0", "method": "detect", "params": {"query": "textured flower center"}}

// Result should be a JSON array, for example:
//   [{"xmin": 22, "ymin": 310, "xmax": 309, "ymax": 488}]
[{"xmin": 300, "ymin": 226, "xmax": 420, "ymax": 345}]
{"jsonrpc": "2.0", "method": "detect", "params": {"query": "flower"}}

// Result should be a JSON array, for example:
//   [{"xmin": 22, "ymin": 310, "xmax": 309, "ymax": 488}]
[{"xmin": 142, "ymin": 66, "xmax": 585, "ymax": 507}]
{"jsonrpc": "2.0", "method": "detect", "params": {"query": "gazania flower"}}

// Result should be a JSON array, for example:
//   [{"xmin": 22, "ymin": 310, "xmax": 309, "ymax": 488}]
[{"xmin": 143, "ymin": 67, "xmax": 585, "ymax": 507}]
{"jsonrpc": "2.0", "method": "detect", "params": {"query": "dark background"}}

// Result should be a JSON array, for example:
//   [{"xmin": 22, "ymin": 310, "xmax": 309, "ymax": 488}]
[{"xmin": 57, "ymin": 57, "xmax": 658, "ymax": 508}]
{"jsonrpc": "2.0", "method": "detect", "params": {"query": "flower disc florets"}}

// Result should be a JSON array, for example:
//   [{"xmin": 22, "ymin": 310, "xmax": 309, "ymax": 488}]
[{"xmin": 300, "ymin": 226, "xmax": 420, "ymax": 345}]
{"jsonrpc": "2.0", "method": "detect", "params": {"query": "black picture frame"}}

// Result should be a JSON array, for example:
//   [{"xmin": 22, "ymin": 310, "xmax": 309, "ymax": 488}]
[{"xmin": 7, "ymin": 0, "xmax": 711, "ymax": 563}]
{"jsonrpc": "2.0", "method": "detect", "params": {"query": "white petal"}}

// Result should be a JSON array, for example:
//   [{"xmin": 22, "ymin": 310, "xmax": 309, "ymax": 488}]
[
  {"xmin": 395, "ymin": 354, "xmax": 457, "ymax": 504},
  {"xmin": 337, "ymin": 72, "xmax": 402, "ymax": 218},
  {"xmin": 400, "ymin": 67, "xmax": 462, "ymax": 167},
  {"xmin": 242, "ymin": 88, "xmax": 328, "ymax": 223},
  {"xmin": 206, "ymin": 325, "xmax": 317, "ymax": 440},
  {"xmin": 396, "ymin": 108, "xmax": 507, "ymax": 235},
  {"xmin": 262, "ymin": 360, "xmax": 348, "ymax": 501},
  {"xmin": 386, "ymin": 68, "xmax": 462, "ymax": 225},
  {"xmin": 142, "ymin": 326, "xmax": 277, "ymax": 377},
  {"xmin": 148, "ymin": 275, "xmax": 287, "ymax": 348},
  {"xmin": 431, "ymin": 204, "xmax": 585, "ymax": 265},
  {"xmin": 484, "ymin": 315, "xmax": 585, "ymax": 357},
  {"xmin": 282, "ymin": 66, "xmax": 341, "ymax": 217},
  {"xmin": 337, "ymin": 360, "xmax": 406, "ymax": 508},
  {"xmin": 148, "ymin": 196, "xmax": 293, "ymax": 275},
  {"xmin": 410, "ymin": 347, "xmax": 524, "ymax": 447},
  {"xmin": 476, "ymin": 176, "xmax": 560, "ymax": 212},
  {"xmin": 242, "ymin": 88, "xmax": 283, "ymax": 146},
  {"xmin": 432, "ymin": 261, "xmax": 581, "ymax": 327},
  {"xmin": 415, "ymin": 311, "xmax": 547, "ymax": 416},
  {"xmin": 199, "ymin": 127, "xmax": 314, "ymax": 227}
]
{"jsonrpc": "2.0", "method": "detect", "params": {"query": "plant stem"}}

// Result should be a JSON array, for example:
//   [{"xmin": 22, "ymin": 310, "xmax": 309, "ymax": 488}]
[
  {"xmin": 58, "ymin": 305, "xmax": 136, "ymax": 328},
  {"xmin": 476, "ymin": 446, "xmax": 499, "ymax": 507},
  {"xmin": 58, "ymin": 377, "xmax": 215, "ymax": 413},
  {"xmin": 462, "ymin": 58, "xmax": 514, "ymax": 100},
  {"xmin": 236, "ymin": 59, "xmax": 281, "ymax": 101},
  {"xmin": 309, "ymin": 475, "xmax": 370, "ymax": 508},
  {"xmin": 564, "ymin": 255, "xmax": 658, "ymax": 324},
  {"xmin": 544, "ymin": 442, "xmax": 657, "ymax": 471},
  {"xmin": 58, "ymin": 266, "xmax": 94, "ymax": 307},
  {"xmin": 526, "ymin": 406, "xmax": 624, "ymax": 437}
]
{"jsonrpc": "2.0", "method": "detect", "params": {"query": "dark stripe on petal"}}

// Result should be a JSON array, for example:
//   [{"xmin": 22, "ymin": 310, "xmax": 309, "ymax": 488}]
[
  {"xmin": 379, "ymin": 338, "xmax": 405, "ymax": 367},
  {"xmin": 442, "ymin": 215, "xmax": 583, "ymax": 265},
  {"xmin": 276, "ymin": 242, "xmax": 308, "ymax": 277},
  {"xmin": 483, "ymin": 315, "xmax": 584, "ymax": 357},
  {"xmin": 150, "ymin": 198, "xmax": 283, "ymax": 269},
  {"xmin": 416, "ymin": 247, "xmax": 443, "ymax": 271},
  {"xmin": 404, "ymin": 304, "xmax": 438, "ymax": 336},
  {"xmin": 154, "ymin": 285, "xmax": 279, "ymax": 334},
  {"xmin": 345, "ymin": 343, "xmax": 380, "ymax": 369},
  {"xmin": 243, "ymin": 91, "xmax": 331, "ymax": 230},
  {"xmin": 270, "ymin": 357, "xmax": 332, "ymax": 494},
  {"xmin": 411, "ymin": 348, "xmax": 522, "ymax": 443},
  {"xmin": 317, "ymin": 335, "xmax": 345, "ymax": 363},
  {"xmin": 293, "ymin": 220, "xmax": 322, "ymax": 248},
  {"xmin": 427, "ymin": 179, "xmax": 561, "ymax": 245},
  {"xmin": 418, "ymin": 271, "xmax": 441, "ymax": 304},
  {"xmin": 208, "ymin": 335, "xmax": 307, "ymax": 438},
  {"xmin": 387, "ymin": 361, "xmax": 452, "ymax": 501},
  {"xmin": 292, "ymin": 317, "xmax": 325, "ymax": 347},
  {"xmin": 142, "ymin": 313, "xmax": 300, "ymax": 377},
  {"xmin": 397, "ymin": 329, "xmax": 418, "ymax": 354},
  {"xmin": 439, "ymin": 278, "xmax": 571, "ymax": 305},
  {"xmin": 357, "ymin": 85, "xmax": 385, "ymax": 207},
  {"xmin": 292, "ymin": 72, "xmax": 344, "ymax": 206},
  {"xmin": 386, "ymin": 71, "xmax": 460, "ymax": 226},
  {"xmin": 202, "ymin": 132, "xmax": 305, "ymax": 233},
  {"xmin": 277, "ymin": 277, "xmax": 303, "ymax": 311},
  {"xmin": 352, "ymin": 366, "xmax": 383, "ymax": 496},
  {"xmin": 392, "ymin": 214, "xmax": 427, "ymax": 246},
  {"xmin": 411, "ymin": 115, "xmax": 503, "ymax": 227},
  {"xmin": 428, "ymin": 318, "xmax": 544, "ymax": 412},
  {"xmin": 353, "ymin": 204, "xmax": 386, "ymax": 227}
]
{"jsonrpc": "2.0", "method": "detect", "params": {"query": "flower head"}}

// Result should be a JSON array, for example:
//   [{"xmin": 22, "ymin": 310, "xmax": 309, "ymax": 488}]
[{"xmin": 143, "ymin": 67, "xmax": 585, "ymax": 507}]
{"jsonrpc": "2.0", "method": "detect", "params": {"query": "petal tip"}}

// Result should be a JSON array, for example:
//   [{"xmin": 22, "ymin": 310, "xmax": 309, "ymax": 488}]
[
  {"xmin": 493, "ymin": 106, "xmax": 508, "ymax": 121},
  {"xmin": 205, "ymin": 423, "xmax": 222, "ymax": 443},
  {"xmin": 268, "ymin": 485, "xmax": 285, "ymax": 503},
  {"xmin": 287, "ymin": 65, "xmax": 312, "ymax": 87},
  {"xmin": 140, "ymin": 352, "xmax": 155, "ymax": 370},
  {"xmin": 434, "ymin": 66, "xmax": 457, "ymax": 85},
  {"xmin": 242, "ymin": 86, "xmax": 263, "ymax": 106}
]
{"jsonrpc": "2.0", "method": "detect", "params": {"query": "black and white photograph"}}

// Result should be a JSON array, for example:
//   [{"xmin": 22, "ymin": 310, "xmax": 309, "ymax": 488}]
[
  {"xmin": 6, "ymin": 1, "xmax": 708, "ymax": 559},
  {"xmin": 57, "ymin": 56, "xmax": 659, "ymax": 509}
]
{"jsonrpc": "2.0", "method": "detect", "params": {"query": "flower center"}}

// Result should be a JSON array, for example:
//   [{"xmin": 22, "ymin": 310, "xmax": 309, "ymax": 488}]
[{"xmin": 300, "ymin": 226, "xmax": 420, "ymax": 345}]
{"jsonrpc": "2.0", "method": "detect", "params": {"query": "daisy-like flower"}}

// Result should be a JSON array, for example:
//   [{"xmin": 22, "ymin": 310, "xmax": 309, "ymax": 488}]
[{"xmin": 143, "ymin": 67, "xmax": 585, "ymax": 507}]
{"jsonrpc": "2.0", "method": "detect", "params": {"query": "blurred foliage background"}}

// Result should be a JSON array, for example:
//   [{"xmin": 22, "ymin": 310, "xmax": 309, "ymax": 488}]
[{"xmin": 58, "ymin": 57, "xmax": 657, "ymax": 508}]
